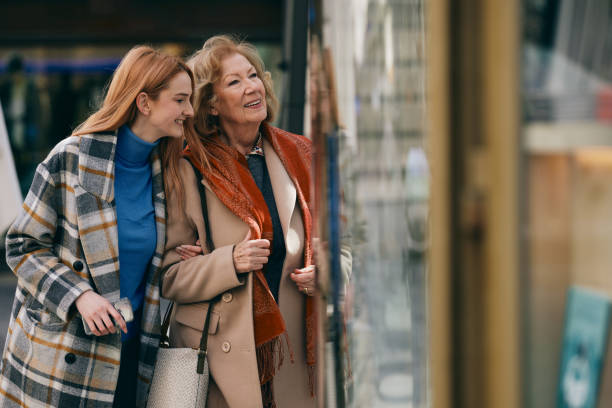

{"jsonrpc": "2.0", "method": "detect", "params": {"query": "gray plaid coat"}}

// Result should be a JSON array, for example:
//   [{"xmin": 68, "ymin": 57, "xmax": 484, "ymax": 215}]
[{"xmin": 0, "ymin": 132, "xmax": 165, "ymax": 407}]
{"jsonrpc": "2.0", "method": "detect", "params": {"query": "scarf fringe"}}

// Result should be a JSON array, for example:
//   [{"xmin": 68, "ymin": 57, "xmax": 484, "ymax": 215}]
[
  {"xmin": 256, "ymin": 333, "xmax": 292, "ymax": 385},
  {"xmin": 307, "ymin": 364, "xmax": 316, "ymax": 398},
  {"xmin": 258, "ymin": 334, "xmax": 290, "ymax": 408},
  {"xmin": 284, "ymin": 331, "xmax": 295, "ymax": 364}
]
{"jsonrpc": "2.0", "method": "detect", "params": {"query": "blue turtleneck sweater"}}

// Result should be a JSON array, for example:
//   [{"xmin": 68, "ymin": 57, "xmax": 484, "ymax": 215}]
[{"xmin": 114, "ymin": 125, "xmax": 158, "ymax": 341}]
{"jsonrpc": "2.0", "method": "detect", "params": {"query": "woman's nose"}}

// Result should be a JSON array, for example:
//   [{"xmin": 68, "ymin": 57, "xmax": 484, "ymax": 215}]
[
  {"xmin": 245, "ymin": 78, "xmax": 258, "ymax": 93},
  {"xmin": 185, "ymin": 101, "xmax": 194, "ymax": 117}
]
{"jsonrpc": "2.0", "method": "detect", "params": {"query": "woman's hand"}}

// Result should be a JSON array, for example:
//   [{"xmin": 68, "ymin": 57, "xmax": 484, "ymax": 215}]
[
  {"xmin": 176, "ymin": 239, "xmax": 204, "ymax": 260},
  {"xmin": 233, "ymin": 230, "xmax": 270, "ymax": 273},
  {"xmin": 75, "ymin": 290, "xmax": 127, "ymax": 336},
  {"xmin": 290, "ymin": 265, "xmax": 316, "ymax": 296}
]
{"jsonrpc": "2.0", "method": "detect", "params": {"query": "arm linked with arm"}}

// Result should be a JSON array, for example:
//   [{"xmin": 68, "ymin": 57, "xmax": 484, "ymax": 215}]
[
  {"xmin": 161, "ymin": 244, "xmax": 244, "ymax": 303},
  {"xmin": 160, "ymin": 158, "xmax": 244, "ymax": 304}
]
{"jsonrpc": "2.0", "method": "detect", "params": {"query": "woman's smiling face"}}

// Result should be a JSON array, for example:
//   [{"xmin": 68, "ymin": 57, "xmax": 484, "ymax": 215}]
[
  {"xmin": 146, "ymin": 71, "xmax": 194, "ymax": 140},
  {"xmin": 211, "ymin": 53, "xmax": 267, "ymax": 129}
]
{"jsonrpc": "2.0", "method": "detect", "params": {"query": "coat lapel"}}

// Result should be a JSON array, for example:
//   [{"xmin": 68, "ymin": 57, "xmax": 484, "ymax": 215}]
[
  {"xmin": 150, "ymin": 148, "xmax": 166, "ymax": 273},
  {"xmin": 76, "ymin": 132, "xmax": 121, "ymax": 301},
  {"xmin": 78, "ymin": 133, "xmax": 117, "ymax": 203},
  {"xmin": 264, "ymin": 138, "xmax": 296, "ymax": 241}
]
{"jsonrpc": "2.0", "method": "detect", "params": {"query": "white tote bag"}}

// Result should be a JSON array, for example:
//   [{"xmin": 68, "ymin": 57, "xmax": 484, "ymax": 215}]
[
  {"xmin": 147, "ymin": 300, "xmax": 217, "ymax": 408},
  {"xmin": 147, "ymin": 344, "xmax": 209, "ymax": 408}
]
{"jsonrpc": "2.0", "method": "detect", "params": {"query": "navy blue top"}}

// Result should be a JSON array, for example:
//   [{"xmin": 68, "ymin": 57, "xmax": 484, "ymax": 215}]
[
  {"xmin": 114, "ymin": 125, "xmax": 158, "ymax": 340},
  {"xmin": 246, "ymin": 140, "xmax": 286, "ymax": 302}
]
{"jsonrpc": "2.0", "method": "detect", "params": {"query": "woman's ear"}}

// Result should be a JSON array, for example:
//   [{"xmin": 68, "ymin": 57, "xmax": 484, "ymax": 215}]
[
  {"xmin": 210, "ymin": 104, "xmax": 218, "ymax": 116},
  {"xmin": 209, "ymin": 95, "xmax": 219, "ymax": 116},
  {"xmin": 136, "ymin": 92, "xmax": 150, "ymax": 115}
]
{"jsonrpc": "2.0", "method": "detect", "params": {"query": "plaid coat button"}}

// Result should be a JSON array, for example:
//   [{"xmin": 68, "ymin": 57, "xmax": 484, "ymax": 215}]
[
  {"xmin": 65, "ymin": 353, "xmax": 76, "ymax": 364},
  {"xmin": 73, "ymin": 261, "xmax": 84, "ymax": 271}
]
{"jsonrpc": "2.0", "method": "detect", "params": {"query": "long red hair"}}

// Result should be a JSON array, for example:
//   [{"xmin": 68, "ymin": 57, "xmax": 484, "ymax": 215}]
[{"xmin": 72, "ymin": 45, "xmax": 195, "ymax": 200}]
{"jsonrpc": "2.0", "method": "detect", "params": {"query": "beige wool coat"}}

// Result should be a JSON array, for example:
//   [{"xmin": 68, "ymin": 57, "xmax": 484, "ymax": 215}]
[{"xmin": 161, "ymin": 139, "xmax": 315, "ymax": 408}]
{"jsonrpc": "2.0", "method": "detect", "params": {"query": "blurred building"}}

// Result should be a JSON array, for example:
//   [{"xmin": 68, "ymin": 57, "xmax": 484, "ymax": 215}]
[{"xmin": 428, "ymin": 1, "xmax": 612, "ymax": 408}]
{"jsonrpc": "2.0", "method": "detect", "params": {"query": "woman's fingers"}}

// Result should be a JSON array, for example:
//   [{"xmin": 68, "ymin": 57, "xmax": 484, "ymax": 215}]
[
  {"xmin": 291, "ymin": 274, "xmax": 314, "ymax": 287},
  {"xmin": 233, "ymin": 237, "xmax": 271, "ymax": 273},
  {"xmin": 75, "ymin": 291, "xmax": 127, "ymax": 337},
  {"xmin": 291, "ymin": 265, "xmax": 317, "ymax": 296},
  {"xmin": 291, "ymin": 269, "xmax": 315, "ymax": 283},
  {"xmin": 93, "ymin": 317, "xmax": 109, "ymax": 335},
  {"xmin": 294, "ymin": 265, "xmax": 315, "ymax": 274},
  {"xmin": 108, "ymin": 305, "xmax": 127, "ymax": 334},
  {"xmin": 99, "ymin": 313, "xmax": 115, "ymax": 334},
  {"xmin": 247, "ymin": 247, "xmax": 270, "ymax": 257},
  {"xmin": 253, "ymin": 239, "xmax": 271, "ymax": 248},
  {"xmin": 176, "ymin": 244, "xmax": 203, "ymax": 260},
  {"xmin": 86, "ymin": 318, "xmax": 101, "ymax": 336},
  {"xmin": 182, "ymin": 244, "xmax": 203, "ymax": 254}
]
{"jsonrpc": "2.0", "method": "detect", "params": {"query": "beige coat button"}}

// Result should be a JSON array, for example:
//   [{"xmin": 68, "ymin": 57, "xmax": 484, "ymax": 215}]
[
  {"xmin": 221, "ymin": 341, "xmax": 231, "ymax": 353},
  {"xmin": 222, "ymin": 292, "xmax": 233, "ymax": 303}
]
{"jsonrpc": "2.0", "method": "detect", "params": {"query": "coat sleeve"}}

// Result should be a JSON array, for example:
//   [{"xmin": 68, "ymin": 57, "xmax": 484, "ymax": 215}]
[
  {"xmin": 5, "ymin": 161, "xmax": 93, "ymax": 322},
  {"xmin": 161, "ymin": 159, "xmax": 244, "ymax": 303}
]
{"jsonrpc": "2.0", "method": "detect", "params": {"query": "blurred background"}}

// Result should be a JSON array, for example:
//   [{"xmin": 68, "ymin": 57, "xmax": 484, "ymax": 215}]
[
  {"xmin": 2, "ymin": 0, "xmax": 612, "ymax": 407},
  {"xmin": 0, "ymin": 0, "xmax": 292, "ymax": 197}
]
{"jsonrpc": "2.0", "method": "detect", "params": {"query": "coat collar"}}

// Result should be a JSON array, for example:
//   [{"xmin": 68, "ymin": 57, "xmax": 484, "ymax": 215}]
[
  {"xmin": 263, "ymin": 138, "xmax": 296, "ymax": 240},
  {"xmin": 75, "ymin": 130, "xmax": 166, "ymax": 300},
  {"xmin": 78, "ymin": 131, "xmax": 118, "ymax": 203}
]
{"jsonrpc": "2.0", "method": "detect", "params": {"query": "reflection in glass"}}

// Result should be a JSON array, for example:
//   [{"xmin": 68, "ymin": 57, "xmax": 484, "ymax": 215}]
[{"xmin": 309, "ymin": 0, "xmax": 428, "ymax": 406}]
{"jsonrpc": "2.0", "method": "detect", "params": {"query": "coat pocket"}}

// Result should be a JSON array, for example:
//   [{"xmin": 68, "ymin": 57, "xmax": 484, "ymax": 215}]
[
  {"xmin": 10, "ymin": 304, "xmax": 120, "ymax": 401},
  {"xmin": 173, "ymin": 303, "xmax": 219, "ymax": 335},
  {"xmin": 24, "ymin": 299, "xmax": 67, "ymax": 332}
]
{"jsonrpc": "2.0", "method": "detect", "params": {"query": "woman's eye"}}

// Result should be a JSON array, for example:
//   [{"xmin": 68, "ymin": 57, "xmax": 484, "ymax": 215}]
[
  {"xmin": 249, "ymin": 72, "xmax": 257, "ymax": 78},
  {"xmin": 176, "ymin": 99, "xmax": 185, "ymax": 103},
  {"xmin": 229, "ymin": 79, "xmax": 239, "ymax": 86}
]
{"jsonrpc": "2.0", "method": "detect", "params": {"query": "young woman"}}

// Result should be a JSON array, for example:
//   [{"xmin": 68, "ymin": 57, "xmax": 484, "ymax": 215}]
[{"xmin": 0, "ymin": 46, "xmax": 194, "ymax": 407}]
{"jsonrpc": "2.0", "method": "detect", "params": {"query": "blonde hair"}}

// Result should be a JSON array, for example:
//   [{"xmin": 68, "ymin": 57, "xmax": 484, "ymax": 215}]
[
  {"xmin": 180, "ymin": 35, "xmax": 278, "ymax": 193},
  {"xmin": 72, "ymin": 45, "xmax": 195, "ymax": 203},
  {"xmin": 188, "ymin": 34, "xmax": 278, "ymax": 138}
]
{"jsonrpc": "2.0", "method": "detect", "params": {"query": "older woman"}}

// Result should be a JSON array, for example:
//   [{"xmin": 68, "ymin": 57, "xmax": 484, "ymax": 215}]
[{"xmin": 161, "ymin": 35, "xmax": 315, "ymax": 407}]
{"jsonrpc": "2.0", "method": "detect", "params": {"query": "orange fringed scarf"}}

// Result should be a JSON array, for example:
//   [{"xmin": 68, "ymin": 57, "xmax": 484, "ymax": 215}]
[{"xmin": 184, "ymin": 123, "xmax": 315, "ymax": 405}]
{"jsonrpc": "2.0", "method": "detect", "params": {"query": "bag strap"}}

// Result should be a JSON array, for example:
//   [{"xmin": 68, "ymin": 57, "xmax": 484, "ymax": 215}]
[
  {"xmin": 158, "ymin": 158, "xmax": 219, "ymax": 374},
  {"xmin": 187, "ymin": 158, "xmax": 214, "ymax": 254},
  {"xmin": 185, "ymin": 158, "xmax": 220, "ymax": 374},
  {"xmin": 158, "ymin": 262, "xmax": 179, "ymax": 346}
]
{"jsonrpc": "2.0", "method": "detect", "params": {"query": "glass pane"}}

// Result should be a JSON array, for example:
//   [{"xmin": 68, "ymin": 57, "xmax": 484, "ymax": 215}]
[
  {"xmin": 309, "ymin": 0, "xmax": 428, "ymax": 406},
  {"xmin": 522, "ymin": 1, "xmax": 612, "ymax": 407}
]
